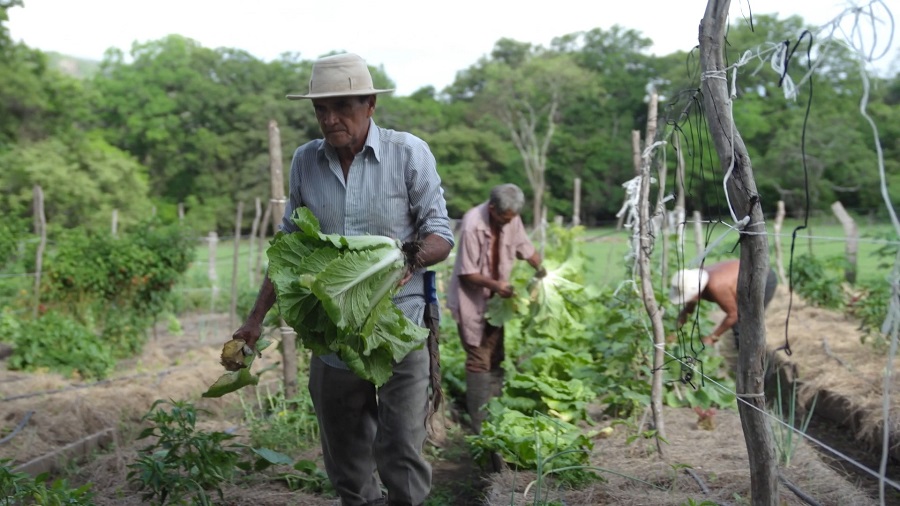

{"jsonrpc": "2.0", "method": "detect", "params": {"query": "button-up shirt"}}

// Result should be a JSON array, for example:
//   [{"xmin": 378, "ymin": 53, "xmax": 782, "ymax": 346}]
[
  {"xmin": 446, "ymin": 203, "xmax": 535, "ymax": 346},
  {"xmin": 280, "ymin": 119, "xmax": 454, "ymax": 366}
]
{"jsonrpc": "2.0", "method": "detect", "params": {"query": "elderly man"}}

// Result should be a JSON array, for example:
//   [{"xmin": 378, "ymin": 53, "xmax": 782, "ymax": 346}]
[
  {"xmin": 232, "ymin": 53, "xmax": 454, "ymax": 506},
  {"xmin": 670, "ymin": 259, "xmax": 778, "ymax": 346},
  {"xmin": 447, "ymin": 183, "xmax": 544, "ymax": 433}
]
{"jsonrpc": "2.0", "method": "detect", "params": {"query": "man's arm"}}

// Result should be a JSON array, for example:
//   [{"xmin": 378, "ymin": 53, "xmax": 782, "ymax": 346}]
[
  {"xmin": 459, "ymin": 273, "xmax": 513, "ymax": 298},
  {"xmin": 525, "ymin": 252, "xmax": 545, "ymax": 277},
  {"xmin": 676, "ymin": 300, "xmax": 698, "ymax": 328},
  {"xmin": 412, "ymin": 233, "xmax": 453, "ymax": 268},
  {"xmin": 233, "ymin": 273, "xmax": 277, "ymax": 349}
]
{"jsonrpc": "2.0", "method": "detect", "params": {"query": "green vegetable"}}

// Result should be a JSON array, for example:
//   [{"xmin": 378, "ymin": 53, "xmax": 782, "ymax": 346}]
[
  {"xmin": 266, "ymin": 208, "xmax": 427, "ymax": 386},
  {"xmin": 202, "ymin": 338, "xmax": 273, "ymax": 398}
]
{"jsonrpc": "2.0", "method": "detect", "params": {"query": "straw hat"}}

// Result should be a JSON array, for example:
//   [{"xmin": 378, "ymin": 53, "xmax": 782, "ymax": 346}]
[
  {"xmin": 286, "ymin": 53, "xmax": 394, "ymax": 100},
  {"xmin": 669, "ymin": 268, "xmax": 710, "ymax": 305}
]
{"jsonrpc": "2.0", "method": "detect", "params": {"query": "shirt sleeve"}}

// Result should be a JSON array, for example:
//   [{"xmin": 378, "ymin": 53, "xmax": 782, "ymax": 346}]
[
  {"xmin": 405, "ymin": 139, "xmax": 455, "ymax": 248},
  {"xmin": 456, "ymin": 223, "xmax": 483, "ymax": 276},
  {"xmin": 280, "ymin": 147, "xmax": 305, "ymax": 234},
  {"xmin": 512, "ymin": 217, "xmax": 536, "ymax": 260}
]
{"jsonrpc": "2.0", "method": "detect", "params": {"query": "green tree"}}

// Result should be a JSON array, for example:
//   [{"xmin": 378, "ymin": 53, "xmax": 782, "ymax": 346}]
[{"xmin": 0, "ymin": 135, "xmax": 152, "ymax": 230}]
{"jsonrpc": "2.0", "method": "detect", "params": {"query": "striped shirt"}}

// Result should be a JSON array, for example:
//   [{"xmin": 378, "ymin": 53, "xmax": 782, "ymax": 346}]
[{"xmin": 280, "ymin": 119, "xmax": 455, "ymax": 368}]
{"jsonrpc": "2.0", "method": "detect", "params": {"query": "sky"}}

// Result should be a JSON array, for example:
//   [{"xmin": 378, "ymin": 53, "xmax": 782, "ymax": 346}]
[{"xmin": 7, "ymin": 0, "xmax": 899, "ymax": 96}]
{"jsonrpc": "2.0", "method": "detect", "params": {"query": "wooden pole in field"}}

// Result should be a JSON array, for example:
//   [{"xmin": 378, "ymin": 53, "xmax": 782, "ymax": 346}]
[
  {"xmin": 269, "ymin": 119, "xmax": 299, "ymax": 400},
  {"xmin": 207, "ymin": 231, "xmax": 219, "ymax": 307},
  {"xmin": 693, "ymin": 210, "xmax": 704, "ymax": 260},
  {"xmin": 701, "ymin": 0, "xmax": 777, "ymax": 501},
  {"xmin": 111, "ymin": 209, "xmax": 118, "ymax": 236},
  {"xmin": 617, "ymin": 130, "xmax": 645, "ymax": 231},
  {"xmin": 674, "ymin": 135, "xmax": 687, "ymax": 243},
  {"xmin": 774, "ymin": 201, "xmax": 787, "ymax": 283},
  {"xmin": 831, "ymin": 201, "xmax": 858, "ymax": 284},
  {"xmin": 248, "ymin": 197, "xmax": 262, "ymax": 287},
  {"xmin": 32, "ymin": 185, "xmax": 47, "ymax": 319},
  {"xmin": 257, "ymin": 203, "xmax": 271, "ymax": 277},
  {"xmin": 636, "ymin": 92, "xmax": 667, "ymax": 459},
  {"xmin": 229, "ymin": 201, "xmax": 244, "ymax": 330},
  {"xmin": 177, "ymin": 202, "xmax": 185, "ymax": 221},
  {"xmin": 572, "ymin": 177, "xmax": 581, "ymax": 227}
]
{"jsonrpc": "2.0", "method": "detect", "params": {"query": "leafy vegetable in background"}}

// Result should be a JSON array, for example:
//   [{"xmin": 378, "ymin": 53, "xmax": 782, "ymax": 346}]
[
  {"xmin": 468, "ymin": 403, "xmax": 598, "ymax": 485},
  {"xmin": 267, "ymin": 208, "xmax": 427, "ymax": 386}
]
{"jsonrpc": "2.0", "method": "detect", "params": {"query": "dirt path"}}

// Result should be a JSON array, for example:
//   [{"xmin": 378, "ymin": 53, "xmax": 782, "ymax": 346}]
[{"xmin": 3, "ymin": 290, "xmax": 894, "ymax": 505}]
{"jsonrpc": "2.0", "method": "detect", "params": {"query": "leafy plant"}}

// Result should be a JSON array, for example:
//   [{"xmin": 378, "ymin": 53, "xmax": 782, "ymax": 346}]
[
  {"xmin": 0, "ymin": 459, "xmax": 95, "ymax": 505},
  {"xmin": 662, "ymin": 345, "xmax": 737, "ymax": 411},
  {"xmin": 468, "ymin": 404, "xmax": 597, "ymax": 486},
  {"xmin": 789, "ymin": 254, "xmax": 846, "ymax": 309},
  {"xmin": 267, "ymin": 207, "xmax": 427, "ymax": 386},
  {"xmin": 127, "ymin": 399, "xmax": 294, "ymax": 505},
  {"xmin": 771, "ymin": 374, "xmax": 817, "ymax": 467},
  {"xmin": 7, "ymin": 311, "xmax": 115, "ymax": 380},
  {"xmin": 239, "ymin": 384, "xmax": 320, "ymax": 454}
]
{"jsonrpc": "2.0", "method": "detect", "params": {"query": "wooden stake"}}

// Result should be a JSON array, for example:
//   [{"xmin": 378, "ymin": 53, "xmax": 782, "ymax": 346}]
[
  {"xmin": 700, "ymin": 0, "xmax": 778, "ymax": 501},
  {"xmin": 111, "ymin": 209, "xmax": 118, "ymax": 236},
  {"xmin": 831, "ymin": 201, "xmax": 858, "ymax": 284},
  {"xmin": 269, "ymin": 119, "xmax": 298, "ymax": 400},
  {"xmin": 32, "ymin": 185, "xmax": 46, "ymax": 319},
  {"xmin": 774, "ymin": 201, "xmax": 787, "ymax": 283},
  {"xmin": 572, "ymin": 177, "xmax": 581, "ymax": 227},
  {"xmin": 248, "ymin": 197, "xmax": 262, "ymax": 287},
  {"xmin": 207, "ymin": 231, "xmax": 219, "ymax": 306},
  {"xmin": 177, "ymin": 202, "xmax": 185, "ymax": 221},
  {"xmin": 674, "ymin": 135, "xmax": 687, "ymax": 243},
  {"xmin": 693, "ymin": 210, "xmax": 704, "ymax": 259},
  {"xmin": 229, "ymin": 201, "xmax": 244, "ymax": 330},
  {"xmin": 257, "ymin": 202, "xmax": 271, "ymax": 278}
]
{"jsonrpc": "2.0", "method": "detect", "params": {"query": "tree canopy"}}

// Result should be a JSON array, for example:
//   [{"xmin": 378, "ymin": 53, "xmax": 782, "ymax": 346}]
[{"xmin": 1, "ymin": 5, "xmax": 897, "ymax": 232}]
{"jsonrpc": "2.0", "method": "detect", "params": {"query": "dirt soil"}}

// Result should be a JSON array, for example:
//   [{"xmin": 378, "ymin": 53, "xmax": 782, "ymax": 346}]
[{"xmin": 1, "ymin": 288, "xmax": 898, "ymax": 505}]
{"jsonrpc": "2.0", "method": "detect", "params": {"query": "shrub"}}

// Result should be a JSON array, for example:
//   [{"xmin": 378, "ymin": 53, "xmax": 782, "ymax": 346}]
[
  {"xmin": 7, "ymin": 311, "xmax": 115, "ymax": 380},
  {"xmin": 789, "ymin": 254, "xmax": 846, "ymax": 309}
]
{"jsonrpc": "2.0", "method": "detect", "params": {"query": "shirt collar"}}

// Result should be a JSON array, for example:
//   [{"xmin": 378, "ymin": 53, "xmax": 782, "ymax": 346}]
[{"xmin": 316, "ymin": 118, "xmax": 381, "ymax": 162}]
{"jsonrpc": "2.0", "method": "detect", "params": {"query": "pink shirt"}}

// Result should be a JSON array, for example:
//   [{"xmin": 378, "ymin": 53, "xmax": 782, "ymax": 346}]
[{"xmin": 446, "ymin": 203, "xmax": 536, "ymax": 346}]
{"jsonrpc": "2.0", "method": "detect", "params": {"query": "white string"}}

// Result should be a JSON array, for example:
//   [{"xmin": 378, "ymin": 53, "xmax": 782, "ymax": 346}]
[{"xmin": 659, "ymin": 346, "xmax": 900, "ymax": 492}]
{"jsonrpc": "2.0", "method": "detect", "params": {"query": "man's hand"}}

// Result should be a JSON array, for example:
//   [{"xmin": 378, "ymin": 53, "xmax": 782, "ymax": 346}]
[
  {"xmin": 232, "ymin": 322, "xmax": 263, "ymax": 350},
  {"xmin": 493, "ymin": 281, "xmax": 514, "ymax": 298},
  {"xmin": 701, "ymin": 335, "xmax": 717, "ymax": 347},
  {"xmin": 535, "ymin": 266, "xmax": 547, "ymax": 279}
]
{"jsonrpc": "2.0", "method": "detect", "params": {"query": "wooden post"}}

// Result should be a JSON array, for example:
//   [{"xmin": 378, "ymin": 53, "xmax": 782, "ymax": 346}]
[
  {"xmin": 269, "ymin": 119, "xmax": 298, "ymax": 400},
  {"xmin": 572, "ymin": 177, "xmax": 581, "ymax": 227},
  {"xmin": 700, "ymin": 1, "xmax": 778, "ymax": 502},
  {"xmin": 617, "ymin": 131, "xmax": 644, "ymax": 231},
  {"xmin": 831, "ymin": 201, "xmax": 858, "ymax": 284},
  {"xmin": 248, "ymin": 197, "xmax": 262, "ymax": 287},
  {"xmin": 674, "ymin": 135, "xmax": 687, "ymax": 243},
  {"xmin": 207, "ymin": 232, "xmax": 219, "ymax": 306},
  {"xmin": 774, "ymin": 201, "xmax": 787, "ymax": 283},
  {"xmin": 111, "ymin": 209, "xmax": 118, "ymax": 236},
  {"xmin": 177, "ymin": 202, "xmax": 185, "ymax": 221},
  {"xmin": 229, "ymin": 201, "xmax": 244, "ymax": 330},
  {"xmin": 693, "ymin": 210, "xmax": 704, "ymax": 259},
  {"xmin": 32, "ymin": 185, "xmax": 47, "ymax": 319},
  {"xmin": 256, "ymin": 202, "xmax": 272, "ymax": 277},
  {"xmin": 635, "ymin": 95, "xmax": 667, "ymax": 458}
]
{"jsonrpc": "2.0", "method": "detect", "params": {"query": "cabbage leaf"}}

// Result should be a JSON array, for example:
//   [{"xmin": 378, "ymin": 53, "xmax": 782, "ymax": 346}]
[{"xmin": 267, "ymin": 208, "xmax": 427, "ymax": 386}]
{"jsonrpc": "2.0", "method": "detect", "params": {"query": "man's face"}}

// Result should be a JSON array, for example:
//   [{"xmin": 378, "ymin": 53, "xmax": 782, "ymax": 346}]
[
  {"xmin": 488, "ymin": 205, "xmax": 517, "ymax": 228},
  {"xmin": 312, "ymin": 96, "xmax": 375, "ymax": 150}
]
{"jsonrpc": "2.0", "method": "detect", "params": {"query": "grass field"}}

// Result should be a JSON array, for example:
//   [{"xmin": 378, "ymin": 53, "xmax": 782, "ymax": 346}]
[{"xmin": 180, "ymin": 218, "xmax": 898, "ymax": 312}]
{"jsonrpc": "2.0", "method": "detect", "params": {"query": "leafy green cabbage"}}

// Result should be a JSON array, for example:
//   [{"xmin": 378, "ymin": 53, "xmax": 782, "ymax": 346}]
[{"xmin": 266, "ymin": 208, "xmax": 427, "ymax": 386}]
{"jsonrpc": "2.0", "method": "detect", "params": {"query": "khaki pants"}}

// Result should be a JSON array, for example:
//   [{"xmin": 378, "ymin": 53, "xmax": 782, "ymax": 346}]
[
  {"xmin": 461, "ymin": 324, "xmax": 504, "ymax": 373},
  {"xmin": 308, "ymin": 348, "xmax": 431, "ymax": 506}
]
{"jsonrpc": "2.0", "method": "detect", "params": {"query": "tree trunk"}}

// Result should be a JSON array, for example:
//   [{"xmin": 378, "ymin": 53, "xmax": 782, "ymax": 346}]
[
  {"xmin": 269, "ymin": 119, "xmax": 299, "ymax": 401},
  {"xmin": 700, "ymin": 1, "xmax": 778, "ymax": 504}
]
